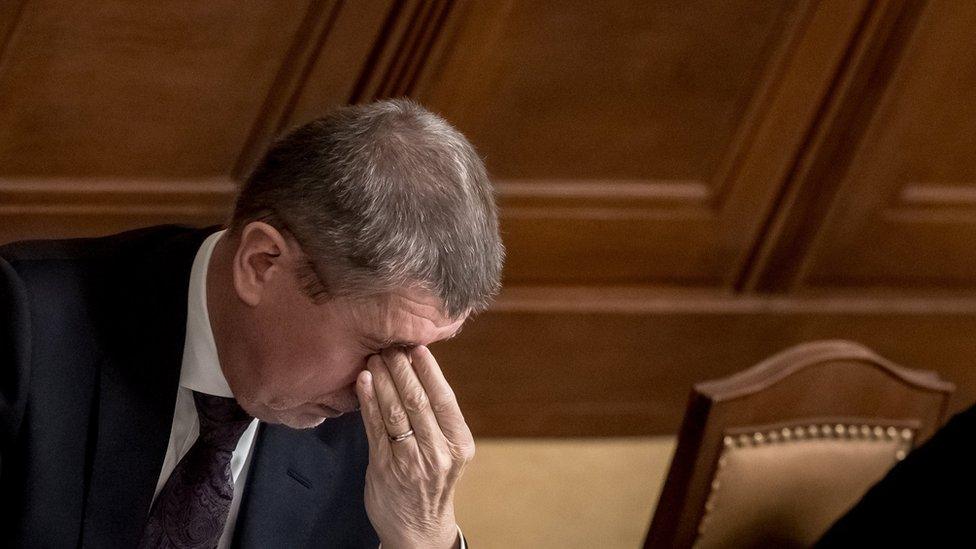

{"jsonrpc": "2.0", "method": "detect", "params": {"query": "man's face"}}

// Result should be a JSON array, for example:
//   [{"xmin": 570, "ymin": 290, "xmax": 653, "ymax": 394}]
[{"xmin": 231, "ymin": 274, "xmax": 466, "ymax": 429}]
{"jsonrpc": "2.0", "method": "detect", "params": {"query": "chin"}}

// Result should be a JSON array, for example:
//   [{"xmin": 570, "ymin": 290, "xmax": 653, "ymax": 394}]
[
  {"xmin": 280, "ymin": 413, "xmax": 329, "ymax": 430},
  {"xmin": 239, "ymin": 396, "xmax": 346, "ymax": 429},
  {"xmin": 258, "ymin": 406, "xmax": 334, "ymax": 429}
]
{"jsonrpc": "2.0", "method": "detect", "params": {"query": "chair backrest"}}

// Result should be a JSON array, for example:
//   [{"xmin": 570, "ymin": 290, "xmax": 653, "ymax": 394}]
[{"xmin": 643, "ymin": 340, "xmax": 954, "ymax": 549}]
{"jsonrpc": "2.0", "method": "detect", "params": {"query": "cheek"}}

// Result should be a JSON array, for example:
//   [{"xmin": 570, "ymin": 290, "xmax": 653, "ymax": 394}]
[
  {"xmin": 252, "ymin": 290, "xmax": 368, "ymax": 395},
  {"xmin": 310, "ymin": 346, "xmax": 369, "ymax": 391},
  {"xmin": 269, "ymin": 329, "xmax": 364, "ymax": 393},
  {"xmin": 252, "ymin": 301, "xmax": 329, "ymax": 385}
]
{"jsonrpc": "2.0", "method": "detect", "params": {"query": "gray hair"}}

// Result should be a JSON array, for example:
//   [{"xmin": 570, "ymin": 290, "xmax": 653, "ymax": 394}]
[{"xmin": 230, "ymin": 98, "xmax": 504, "ymax": 317}]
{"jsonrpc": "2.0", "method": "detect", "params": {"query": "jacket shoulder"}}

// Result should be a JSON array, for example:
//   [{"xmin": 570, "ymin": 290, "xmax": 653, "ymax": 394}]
[
  {"xmin": 0, "ymin": 224, "xmax": 213, "ymax": 264},
  {"xmin": 0, "ymin": 256, "xmax": 31, "ymax": 447}
]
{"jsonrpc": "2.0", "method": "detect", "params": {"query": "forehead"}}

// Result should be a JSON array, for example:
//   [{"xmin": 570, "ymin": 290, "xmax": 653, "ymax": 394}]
[{"xmin": 349, "ymin": 289, "xmax": 466, "ymax": 346}]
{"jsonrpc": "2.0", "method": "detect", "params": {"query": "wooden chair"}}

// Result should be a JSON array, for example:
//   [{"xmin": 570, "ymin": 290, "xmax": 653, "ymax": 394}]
[{"xmin": 643, "ymin": 340, "xmax": 954, "ymax": 549}]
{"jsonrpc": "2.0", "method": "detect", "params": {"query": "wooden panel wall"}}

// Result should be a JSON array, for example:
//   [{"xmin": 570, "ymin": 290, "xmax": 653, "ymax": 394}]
[
  {"xmin": 749, "ymin": 0, "xmax": 976, "ymax": 292},
  {"xmin": 2, "ymin": 0, "xmax": 976, "ymax": 436},
  {"xmin": 417, "ymin": 0, "xmax": 865, "ymax": 286}
]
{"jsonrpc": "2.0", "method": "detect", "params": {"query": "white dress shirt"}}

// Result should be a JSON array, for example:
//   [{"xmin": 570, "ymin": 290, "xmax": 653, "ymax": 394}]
[
  {"xmin": 152, "ymin": 230, "xmax": 259, "ymax": 549},
  {"xmin": 153, "ymin": 229, "xmax": 465, "ymax": 549}
]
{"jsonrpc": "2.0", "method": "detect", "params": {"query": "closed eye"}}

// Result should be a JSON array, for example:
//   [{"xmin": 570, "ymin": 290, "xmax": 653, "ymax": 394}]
[{"xmin": 363, "ymin": 335, "xmax": 416, "ymax": 351}]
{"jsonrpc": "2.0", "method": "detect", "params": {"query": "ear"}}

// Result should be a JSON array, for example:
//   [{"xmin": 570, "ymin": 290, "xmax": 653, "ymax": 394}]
[{"xmin": 231, "ymin": 222, "xmax": 295, "ymax": 307}]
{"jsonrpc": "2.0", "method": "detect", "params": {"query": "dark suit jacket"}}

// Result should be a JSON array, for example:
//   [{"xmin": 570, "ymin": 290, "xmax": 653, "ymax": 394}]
[
  {"xmin": 816, "ymin": 402, "xmax": 976, "ymax": 547},
  {"xmin": 0, "ymin": 225, "xmax": 379, "ymax": 548}
]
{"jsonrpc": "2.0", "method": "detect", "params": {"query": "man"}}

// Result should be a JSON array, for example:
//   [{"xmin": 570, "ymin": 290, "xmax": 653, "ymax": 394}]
[{"xmin": 0, "ymin": 99, "xmax": 504, "ymax": 548}]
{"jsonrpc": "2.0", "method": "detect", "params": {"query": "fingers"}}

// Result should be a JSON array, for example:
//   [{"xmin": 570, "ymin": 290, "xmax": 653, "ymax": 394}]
[
  {"xmin": 380, "ymin": 348, "xmax": 444, "ymax": 448},
  {"xmin": 356, "ymin": 369, "xmax": 390, "ymax": 461},
  {"xmin": 366, "ymin": 354, "xmax": 419, "ymax": 453},
  {"xmin": 410, "ymin": 346, "xmax": 475, "ymax": 458},
  {"xmin": 358, "ymin": 348, "xmax": 471, "ymax": 547}
]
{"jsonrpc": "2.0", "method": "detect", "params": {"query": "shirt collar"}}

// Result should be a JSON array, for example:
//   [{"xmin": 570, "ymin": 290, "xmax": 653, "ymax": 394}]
[{"xmin": 180, "ymin": 229, "xmax": 234, "ymax": 398}]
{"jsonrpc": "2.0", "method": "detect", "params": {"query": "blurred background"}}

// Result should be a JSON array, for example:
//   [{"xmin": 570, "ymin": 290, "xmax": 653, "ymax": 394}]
[{"xmin": 2, "ymin": 0, "xmax": 975, "ymax": 546}]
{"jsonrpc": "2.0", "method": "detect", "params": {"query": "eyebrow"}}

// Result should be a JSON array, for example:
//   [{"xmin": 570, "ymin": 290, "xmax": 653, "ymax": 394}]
[
  {"xmin": 365, "ymin": 326, "xmax": 463, "ymax": 349},
  {"xmin": 366, "ymin": 336, "xmax": 418, "ymax": 348}
]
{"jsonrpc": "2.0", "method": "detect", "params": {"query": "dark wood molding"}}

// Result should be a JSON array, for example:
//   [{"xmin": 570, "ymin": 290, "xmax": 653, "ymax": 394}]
[
  {"xmin": 0, "ymin": 179, "xmax": 235, "ymax": 243},
  {"xmin": 496, "ymin": 180, "xmax": 712, "ymax": 219},
  {"xmin": 231, "ymin": 0, "xmax": 345, "ymax": 180},
  {"xmin": 704, "ymin": 0, "xmax": 815, "ymax": 208},
  {"xmin": 379, "ymin": 0, "xmax": 452, "ymax": 98},
  {"xmin": 0, "ymin": 0, "xmax": 27, "ymax": 74},
  {"xmin": 436, "ymin": 287, "xmax": 976, "ymax": 438},
  {"xmin": 230, "ymin": 0, "xmax": 459, "ymax": 177},
  {"xmin": 0, "ymin": 178, "xmax": 235, "ymax": 211},
  {"xmin": 0, "ymin": 177, "xmax": 717, "ymax": 228},
  {"xmin": 887, "ymin": 184, "xmax": 976, "ymax": 224},
  {"xmin": 897, "ymin": 183, "xmax": 976, "ymax": 209},
  {"xmin": 738, "ymin": 0, "xmax": 926, "ymax": 293},
  {"xmin": 492, "ymin": 286, "xmax": 976, "ymax": 313},
  {"xmin": 351, "ymin": 0, "xmax": 455, "ymax": 103}
]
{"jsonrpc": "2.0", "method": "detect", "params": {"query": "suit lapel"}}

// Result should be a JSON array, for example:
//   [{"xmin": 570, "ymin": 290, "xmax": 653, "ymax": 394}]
[
  {"xmin": 232, "ymin": 414, "xmax": 376, "ymax": 548},
  {"xmin": 232, "ymin": 424, "xmax": 343, "ymax": 548},
  {"xmin": 81, "ymin": 226, "xmax": 216, "ymax": 547}
]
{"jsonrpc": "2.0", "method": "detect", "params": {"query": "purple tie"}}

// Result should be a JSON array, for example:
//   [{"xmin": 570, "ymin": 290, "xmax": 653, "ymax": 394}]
[{"xmin": 139, "ymin": 392, "xmax": 253, "ymax": 549}]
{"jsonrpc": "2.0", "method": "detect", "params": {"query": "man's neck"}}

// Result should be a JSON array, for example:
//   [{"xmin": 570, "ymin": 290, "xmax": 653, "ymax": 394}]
[{"xmin": 206, "ymin": 233, "xmax": 240, "ymax": 396}]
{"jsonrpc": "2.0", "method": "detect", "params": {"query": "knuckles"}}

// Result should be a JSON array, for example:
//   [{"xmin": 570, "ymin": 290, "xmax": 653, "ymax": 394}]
[
  {"xmin": 430, "ymin": 452, "xmax": 453, "ymax": 474},
  {"xmin": 386, "ymin": 405, "xmax": 408, "ymax": 426},
  {"xmin": 455, "ymin": 441, "xmax": 476, "ymax": 463},
  {"xmin": 442, "ymin": 440, "xmax": 475, "ymax": 465},
  {"xmin": 430, "ymin": 395, "xmax": 458, "ymax": 416},
  {"xmin": 402, "ymin": 387, "xmax": 430, "ymax": 413}
]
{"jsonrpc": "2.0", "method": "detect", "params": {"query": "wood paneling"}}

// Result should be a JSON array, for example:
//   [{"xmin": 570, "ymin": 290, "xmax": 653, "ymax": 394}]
[
  {"xmin": 417, "ymin": 0, "xmax": 870, "ymax": 286},
  {"xmin": 0, "ymin": 0, "xmax": 314, "ymax": 177},
  {"xmin": 748, "ymin": 0, "xmax": 976, "ymax": 292},
  {"xmin": 806, "ymin": 0, "xmax": 976, "ymax": 289},
  {"xmin": 349, "ymin": 0, "xmax": 455, "ymax": 103},
  {"xmin": 3, "ymin": 1, "xmax": 976, "ymax": 437},
  {"xmin": 234, "ymin": 0, "xmax": 423, "ymax": 178},
  {"xmin": 0, "ymin": 178, "xmax": 233, "ymax": 242},
  {"xmin": 438, "ymin": 288, "xmax": 976, "ymax": 437},
  {"xmin": 422, "ymin": 1, "xmax": 810, "ymax": 182},
  {"xmin": 0, "ymin": 0, "xmax": 27, "ymax": 61},
  {"xmin": 230, "ymin": 0, "xmax": 346, "ymax": 180},
  {"xmin": 0, "ymin": 1, "xmax": 450, "ymax": 234}
]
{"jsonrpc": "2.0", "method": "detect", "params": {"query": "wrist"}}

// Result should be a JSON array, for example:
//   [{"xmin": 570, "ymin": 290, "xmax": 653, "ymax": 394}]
[{"xmin": 380, "ymin": 524, "xmax": 459, "ymax": 549}]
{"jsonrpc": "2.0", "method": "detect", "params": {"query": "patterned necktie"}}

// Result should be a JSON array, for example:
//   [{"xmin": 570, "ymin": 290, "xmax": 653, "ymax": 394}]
[{"xmin": 140, "ymin": 392, "xmax": 253, "ymax": 549}]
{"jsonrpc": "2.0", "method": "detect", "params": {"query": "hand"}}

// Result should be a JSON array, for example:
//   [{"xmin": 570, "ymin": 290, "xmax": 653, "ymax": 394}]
[{"xmin": 356, "ymin": 345, "xmax": 474, "ymax": 549}]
